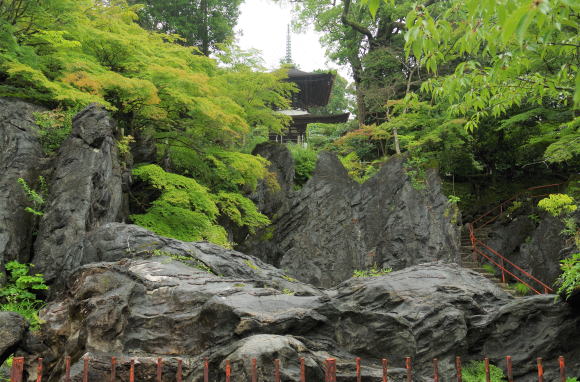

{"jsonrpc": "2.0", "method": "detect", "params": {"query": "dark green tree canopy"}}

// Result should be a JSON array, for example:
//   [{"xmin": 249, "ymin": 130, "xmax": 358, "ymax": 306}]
[{"xmin": 129, "ymin": 0, "xmax": 243, "ymax": 55}]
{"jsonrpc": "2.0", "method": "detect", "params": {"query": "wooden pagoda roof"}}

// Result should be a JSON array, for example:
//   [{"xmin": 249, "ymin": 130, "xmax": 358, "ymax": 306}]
[{"xmin": 285, "ymin": 67, "xmax": 335, "ymax": 109}]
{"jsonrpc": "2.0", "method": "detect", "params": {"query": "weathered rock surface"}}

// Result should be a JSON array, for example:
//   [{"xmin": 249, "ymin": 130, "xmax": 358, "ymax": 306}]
[
  {"xmin": 32, "ymin": 104, "xmax": 124, "ymax": 284},
  {"xmin": 59, "ymin": 222, "xmax": 321, "ymax": 297},
  {"xmin": 0, "ymin": 312, "xmax": 28, "ymax": 365},
  {"xmin": 485, "ymin": 209, "xmax": 579, "ymax": 286},
  {"xmin": 0, "ymin": 98, "xmax": 45, "ymax": 282},
  {"xmin": 15, "ymin": 259, "xmax": 578, "ymax": 381},
  {"xmin": 251, "ymin": 142, "xmax": 295, "ymax": 217},
  {"xmin": 240, "ymin": 151, "xmax": 461, "ymax": 288}
]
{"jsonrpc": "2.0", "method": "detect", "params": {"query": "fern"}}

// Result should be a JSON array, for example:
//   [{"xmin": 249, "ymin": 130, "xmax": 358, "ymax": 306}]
[
  {"xmin": 463, "ymin": 361, "xmax": 506, "ymax": 382},
  {"xmin": 0, "ymin": 262, "xmax": 48, "ymax": 331},
  {"xmin": 17, "ymin": 177, "xmax": 47, "ymax": 216}
]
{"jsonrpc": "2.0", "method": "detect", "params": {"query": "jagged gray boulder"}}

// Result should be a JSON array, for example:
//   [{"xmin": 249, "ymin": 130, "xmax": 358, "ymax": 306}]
[
  {"xmin": 15, "ymin": 257, "xmax": 578, "ymax": 381},
  {"xmin": 485, "ymin": 209, "xmax": 579, "ymax": 287},
  {"xmin": 240, "ymin": 151, "xmax": 461, "ymax": 288},
  {"xmin": 0, "ymin": 312, "xmax": 28, "ymax": 365},
  {"xmin": 32, "ymin": 104, "xmax": 125, "ymax": 284},
  {"xmin": 0, "ymin": 98, "xmax": 45, "ymax": 283}
]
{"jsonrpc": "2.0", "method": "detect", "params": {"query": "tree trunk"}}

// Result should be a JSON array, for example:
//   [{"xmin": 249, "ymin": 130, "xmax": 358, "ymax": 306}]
[{"xmin": 200, "ymin": 0, "xmax": 209, "ymax": 55}]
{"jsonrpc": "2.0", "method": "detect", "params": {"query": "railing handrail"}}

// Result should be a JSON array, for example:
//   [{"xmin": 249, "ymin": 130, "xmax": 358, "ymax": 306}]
[
  {"xmin": 472, "ymin": 245, "xmax": 543, "ymax": 295},
  {"xmin": 475, "ymin": 237, "xmax": 553, "ymax": 292},
  {"xmin": 467, "ymin": 223, "xmax": 553, "ymax": 294},
  {"xmin": 471, "ymin": 183, "xmax": 563, "ymax": 229}
]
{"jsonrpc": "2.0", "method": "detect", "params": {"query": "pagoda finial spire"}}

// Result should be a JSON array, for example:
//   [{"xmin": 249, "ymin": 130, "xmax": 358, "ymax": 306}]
[{"xmin": 285, "ymin": 24, "xmax": 293, "ymax": 65}]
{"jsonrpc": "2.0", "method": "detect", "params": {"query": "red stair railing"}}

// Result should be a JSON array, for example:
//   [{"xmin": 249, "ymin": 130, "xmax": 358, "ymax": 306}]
[
  {"xmin": 468, "ymin": 224, "xmax": 553, "ymax": 294},
  {"xmin": 467, "ymin": 183, "xmax": 563, "ymax": 294},
  {"xmin": 471, "ymin": 184, "xmax": 562, "ymax": 230}
]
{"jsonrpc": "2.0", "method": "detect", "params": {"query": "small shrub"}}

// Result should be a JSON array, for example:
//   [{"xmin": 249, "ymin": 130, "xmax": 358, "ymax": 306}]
[
  {"xmin": 506, "ymin": 201, "xmax": 523, "ymax": 217},
  {"xmin": 448, "ymin": 195, "xmax": 461, "ymax": 204},
  {"xmin": 287, "ymin": 143, "xmax": 318, "ymax": 187},
  {"xmin": 0, "ymin": 261, "xmax": 48, "ymax": 331},
  {"xmin": 482, "ymin": 264, "xmax": 496, "ymax": 275},
  {"xmin": 403, "ymin": 155, "xmax": 428, "ymax": 191},
  {"xmin": 462, "ymin": 360, "xmax": 506, "ymax": 382},
  {"xmin": 281, "ymin": 288, "xmax": 295, "ymax": 295},
  {"xmin": 18, "ymin": 177, "xmax": 47, "ymax": 216},
  {"xmin": 511, "ymin": 282, "xmax": 532, "ymax": 296},
  {"xmin": 538, "ymin": 194, "xmax": 577, "ymax": 217},
  {"xmin": 353, "ymin": 264, "xmax": 392, "ymax": 278},
  {"xmin": 560, "ymin": 217, "xmax": 580, "ymax": 248},
  {"xmin": 556, "ymin": 253, "xmax": 580, "ymax": 300},
  {"xmin": 116, "ymin": 134, "xmax": 135, "ymax": 156},
  {"xmin": 33, "ymin": 109, "xmax": 75, "ymax": 155}
]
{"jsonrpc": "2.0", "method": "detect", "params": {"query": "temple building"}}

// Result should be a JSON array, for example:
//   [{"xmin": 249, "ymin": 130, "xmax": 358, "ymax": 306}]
[{"xmin": 270, "ymin": 28, "xmax": 350, "ymax": 144}]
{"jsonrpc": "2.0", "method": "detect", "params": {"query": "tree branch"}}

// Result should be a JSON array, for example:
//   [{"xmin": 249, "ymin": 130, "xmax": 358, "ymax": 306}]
[{"xmin": 341, "ymin": 0, "xmax": 373, "ymax": 42}]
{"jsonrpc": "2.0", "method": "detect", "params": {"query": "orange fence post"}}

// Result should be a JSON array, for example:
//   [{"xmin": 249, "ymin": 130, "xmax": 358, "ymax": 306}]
[
  {"xmin": 356, "ymin": 357, "xmax": 361, "ymax": 382},
  {"xmin": 65, "ymin": 356, "xmax": 72, "ymax": 382},
  {"xmin": 225, "ymin": 359, "xmax": 231, "ymax": 382},
  {"xmin": 325, "ymin": 358, "xmax": 336, "ymax": 382},
  {"xmin": 83, "ymin": 356, "xmax": 89, "ymax": 382},
  {"xmin": 110, "ymin": 357, "xmax": 115, "ymax": 382},
  {"xmin": 156, "ymin": 357, "xmax": 163, "ymax": 382},
  {"xmin": 433, "ymin": 358, "xmax": 439, "ymax": 382},
  {"xmin": 274, "ymin": 359, "xmax": 281, "ymax": 382},
  {"xmin": 177, "ymin": 359, "xmax": 183, "ymax": 382},
  {"xmin": 36, "ymin": 358, "xmax": 43, "ymax": 382},
  {"xmin": 10, "ymin": 356, "xmax": 24, "ymax": 382},
  {"xmin": 129, "ymin": 359, "xmax": 135, "ymax": 382},
  {"xmin": 537, "ymin": 358, "xmax": 544, "ymax": 382},
  {"xmin": 456, "ymin": 356, "xmax": 462, "ymax": 382},
  {"xmin": 405, "ymin": 357, "xmax": 412, "ymax": 382},
  {"xmin": 506, "ymin": 356, "xmax": 513, "ymax": 382},
  {"xmin": 300, "ymin": 357, "xmax": 306, "ymax": 382},
  {"xmin": 204, "ymin": 358, "xmax": 209, "ymax": 382},
  {"xmin": 382, "ymin": 358, "xmax": 388, "ymax": 382},
  {"xmin": 559, "ymin": 356, "xmax": 566, "ymax": 382},
  {"xmin": 484, "ymin": 358, "xmax": 490, "ymax": 382},
  {"xmin": 251, "ymin": 358, "xmax": 257, "ymax": 382}
]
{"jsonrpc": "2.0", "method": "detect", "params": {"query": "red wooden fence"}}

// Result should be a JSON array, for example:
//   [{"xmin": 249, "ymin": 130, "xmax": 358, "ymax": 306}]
[{"xmin": 9, "ymin": 355, "xmax": 568, "ymax": 381}]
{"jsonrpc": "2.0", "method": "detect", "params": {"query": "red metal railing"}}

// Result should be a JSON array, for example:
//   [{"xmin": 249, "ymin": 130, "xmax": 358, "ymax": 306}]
[
  {"xmin": 9, "ymin": 355, "xmax": 569, "ymax": 381},
  {"xmin": 471, "ymin": 184, "xmax": 562, "ymax": 230},
  {"xmin": 467, "ymin": 183, "xmax": 563, "ymax": 294},
  {"xmin": 468, "ymin": 223, "xmax": 553, "ymax": 294}
]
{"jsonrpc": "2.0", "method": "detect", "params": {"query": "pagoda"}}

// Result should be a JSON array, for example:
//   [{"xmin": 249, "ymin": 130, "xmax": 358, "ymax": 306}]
[{"xmin": 270, "ymin": 27, "xmax": 350, "ymax": 144}]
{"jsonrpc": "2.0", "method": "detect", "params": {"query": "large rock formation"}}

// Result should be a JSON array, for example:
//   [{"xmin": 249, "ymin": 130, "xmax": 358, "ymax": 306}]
[
  {"xmin": 2, "ymin": 101, "xmax": 578, "ymax": 382},
  {"xmin": 59, "ymin": 222, "xmax": 321, "ymax": 297},
  {"xmin": 32, "ymin": 104, "xmax": 125, "ymax": 284},
  {"xmin": 484, "ymin": 209, "xmax": 579, "ymax": 286},
  {"xmin": 0, "ymin": 98, "xmax": 45, "ymax": 282},
  {"xmin": 15, "ymin": 260, "xmax": 579, "ymax": 382},
  {"xmin": 241, "ymin": 148, "xmax": 461, "ymax": 288}
]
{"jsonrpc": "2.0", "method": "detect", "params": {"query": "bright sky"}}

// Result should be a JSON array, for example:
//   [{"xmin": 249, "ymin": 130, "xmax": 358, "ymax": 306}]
[{"xmin": 236, "ymin": 0, "xmax": 351, "ymax": 79}]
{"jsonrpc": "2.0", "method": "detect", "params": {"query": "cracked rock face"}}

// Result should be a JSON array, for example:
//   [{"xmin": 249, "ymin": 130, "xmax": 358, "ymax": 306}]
[
  {"xmin": 32, "ymin": 104, "xmax": 124, "ymax": 284},
  {"xmin": 240, "ymin": 150, "xmax": 461, "ymax": 288},
  {"xmin": 0, "ymin": 98, "xmax": 45, "ymax": 283},
  {"xmin": 16, "ymin": 259, "xmax": 579, "ymax": 382}
]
